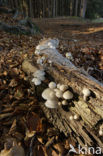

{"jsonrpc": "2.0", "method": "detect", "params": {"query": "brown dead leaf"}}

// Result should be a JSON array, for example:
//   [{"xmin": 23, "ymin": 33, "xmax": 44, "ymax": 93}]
[
  {"xmin": 14, "ymin": 89, "xmax": 24, "ymax": 99},
  {"xmin": 26, "ymin": 112, "xmax": 44, "ymax": 133},
  {"xmin": 9, "ymin": 79, "xmax": 18, "ymax": 87}
]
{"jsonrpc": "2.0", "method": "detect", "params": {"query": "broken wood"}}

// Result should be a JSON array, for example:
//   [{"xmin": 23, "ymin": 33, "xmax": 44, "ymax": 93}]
[{"xmin": 22, "ymin": 38, "xmax": 103, "ymax": 152}]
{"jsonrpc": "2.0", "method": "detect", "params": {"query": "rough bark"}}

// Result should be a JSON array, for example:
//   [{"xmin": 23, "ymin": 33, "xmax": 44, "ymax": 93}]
[{"xmin": 22, "ymin": 39, "xmax": 103, "ymax": 152}]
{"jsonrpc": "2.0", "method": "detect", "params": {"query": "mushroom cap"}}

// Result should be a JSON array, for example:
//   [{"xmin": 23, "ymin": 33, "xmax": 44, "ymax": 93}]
[
  {"xmin": 69, "ymin": 116, "xmax": 73, "ymax": 120},
  {"xmin": 39, "ymin": 75, "xmax": 45, "ymax": 81},
  {"xmin": 62, "ymin": 100, "xmax": 68, "ymax": 105},
  {"xmin": 36, "ymin": 45, "xmax": 45, "ymax": 50},
  {"xmin": 48, "ymin": 82, "xmax": 56, "ymax": 89},
  {"xmin": 66, "ymin": 52, "xmax": 72, "ymax": 58},
  {"xmin": 36, "ymin": 45, "xmax": 41, "ymax": 50},
  {"xmin": 58, "ymin": 102, "xmax": 62, "ymax": 106},
  {"xmin": 33, "ymin": 70, "xmax": 45, "ymax": 77},
  {"xmin": 57, "ymin": 83, "xmax": 61, "ymax": 89},
  {"xmin": 41, "ymin": 56, "xmax": 46, "ymax": 61},
  {"xmin": 35, "ymin": 50, "xmax": 40, "ymax": 55},
  {"xmin": 45, "ymin": 100, "xmax": 58, "ymax": 108},
  {"xmin": 37, "ymin": 58, "xmax": 43, "ymax": 65},
  {"xmin": 74, "ymin": 114, "xmax": 79, "ymax": 120},
  {"xmin": 82, "ymin": 88, "xmax": 91, "ymax": 96},
  {"xmin": 99, "ymin": 130, "xmax": 103, "ymax": 136},
  {"xmin": 32, "ymin": 78, "xmax": 41, "ymax": 86},
  {"xmin": 48, "ymin": 60, "xmax": 52, "ymax": 64},
  {"xmin": 59, "ymin": 85, "xmax": 68, "ymax": 92},
  {"xmin": 54, "ymin": 88, "xmax": 59, "ymax": 92},
  {"xmin": 63, "ymin": 90, "xmax": 73, "ymax": 100},
  {"xmin": 42, "ymin": 88, "xmax": 57, "ymax": 100},
  {"xmin": 55, "ymin": 90, "xmax": 63, "ymax": 98}
]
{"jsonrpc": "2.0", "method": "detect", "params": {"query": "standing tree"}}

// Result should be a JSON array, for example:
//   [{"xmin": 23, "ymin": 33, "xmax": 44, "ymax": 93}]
[
  {"xmin": 75, "ymin": 0, "xmax": 78, "ymax": 16},
  {"xmin": 80, "ymin": 0, "xmax": 87, "ymax": 18}
]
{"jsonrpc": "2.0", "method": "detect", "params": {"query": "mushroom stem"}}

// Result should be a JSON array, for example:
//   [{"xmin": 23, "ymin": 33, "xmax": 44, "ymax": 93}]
[{"xmin": 83, "ymin": 95, "xmax": 87, "ymax": 101}]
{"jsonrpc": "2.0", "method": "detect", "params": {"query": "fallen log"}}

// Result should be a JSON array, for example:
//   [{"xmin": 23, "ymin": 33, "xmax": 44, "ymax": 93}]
[
  {"xmin": 22, "ymin": 38, "xmax": 103, "ymax": 153},
  {"xmin": 0, "ymin": 18, "xmax": 42, "ymax": 35}
]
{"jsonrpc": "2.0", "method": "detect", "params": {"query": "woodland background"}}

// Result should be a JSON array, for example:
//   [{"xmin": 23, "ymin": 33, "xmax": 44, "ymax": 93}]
[{"xmin": 0, "ymin": 0, "xmax": 103, "ymax": 19}]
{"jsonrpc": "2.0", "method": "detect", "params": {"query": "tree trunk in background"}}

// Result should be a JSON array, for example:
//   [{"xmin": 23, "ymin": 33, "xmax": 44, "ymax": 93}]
[
  {"xmin": 53, "ymin": 0, "xmax": 56, "ymax": 17},
  {"xmin": 70, "ymin": 0, "xmax": 74, "ymax": 16},
  {"xmin": 80, "ymin": 0, "xmax": 87, "ymax": 18},
  {"xmin": 29, "ymin": 0, "xmax": 34, "ymax": 17},
  {"xmin": 22, "ymin": 0, "xmax": 28, "ymax": 17},
  {"xmin": 75, "ymin": 0, "xmax": 78, "ymax": 16}
]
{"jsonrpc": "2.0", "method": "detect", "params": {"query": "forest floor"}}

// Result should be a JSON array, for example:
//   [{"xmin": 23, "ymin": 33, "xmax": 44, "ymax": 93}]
[{"xmin": 0, "ymin": 12, "xmax": 103, "ymax": 156}]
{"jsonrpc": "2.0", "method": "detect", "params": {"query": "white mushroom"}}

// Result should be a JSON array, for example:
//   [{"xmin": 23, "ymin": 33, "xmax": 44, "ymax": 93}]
[
  {"xmin": 58, "ymin": 102, "xmax": 62, "ymax": 106},
  {"xmin": 99, "ymin": 125, "xmax": 103, "ymax": 136},
  {"xmin": 48, "ymin": 82, "xmax": 56, "ymax": 89},
  {"xmin": 33, "ymin": 70, "xmax": 45, "ymax": 77},
  {"xmin": 74, "ymin": 114, "xmax": 80, "ymax": 120},
  {"xmin": 32, "ymin": 78, "xmax": 41, "ymax": 86},
  {"xmin": 39, "ymin": 75, "xmax": 45, "ymax": 81},
  {"xmin": 35, "ymin": 50, "xmax": 40, "ymax": 55},
  {"xmin": 82, "ymin": 87, "xmax": 91, "ymax": 101},
  {"xmin": 59, "ymin": 85, "xmax": 68, "ymax": 92},
  {"xmin": 50, "ymin": 45, "xmax": 55, "ymax": 49},
  {"xmin": 36, "ymin": 45, "xmax": 41, "ymax": 50},
  {"xmin": 42, "ymin": 88, "xmax": 57, "ymax": 100},
  {"xmin": 54, "ymin": 88, "xmax": 59, "ymax": 92},
  {"xmin": 37, "ymin": 58, "xmax": 43, "ymax": 65},
  {"xmin": 55, "ymin": 90, "xmax": 63, "ymax": 98},
  {"xmin": 65, "ymin": 52, "xmax": 73, "ymax": 61},
  {"xmin": 48, "ymin": 60, "xmax": 52, "ymax": 64},
  {"xmin": 45, "ymin": 100, "xmax": 58, "ymax": 108},
  {"xmin": 50, "ymin": 92, "xmax": 56, "ymax": 99},
  {"xmin": 63, "ymin": 90, "xmax": 73, "ymax": 100},
  {"xmin": 57, "ymin": 83, "xmax": 61, "ymax": 89},
  {"xmin": 62, "ymin": 100, "xmax": 68, "ymax": 105},
  {"xmin": 69, "ymin": 116, "xmax": 73, "ymax": 121},
  {"xmin": 41, "ymin": 56, "xmax": 46, "ymax": 61},
  {"xmin": 99, "ymin": 130, "xmax": 103, "ymax": 136}
]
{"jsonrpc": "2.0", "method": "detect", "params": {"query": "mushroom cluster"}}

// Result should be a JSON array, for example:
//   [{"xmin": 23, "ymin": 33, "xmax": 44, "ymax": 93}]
[
  {"xmin": 35, "ymin": 38, "xmax": 59, "ymax": 56},
  {"xmin": 32, "ymin": 70, "xmax": 45, "ymax": 86},
  {"xmin": 42, "ymin": 81, "xmax": 73, "ymax": 109}
]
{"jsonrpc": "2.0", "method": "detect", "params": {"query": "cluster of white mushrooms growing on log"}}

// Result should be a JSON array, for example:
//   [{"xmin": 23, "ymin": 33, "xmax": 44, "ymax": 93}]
[
  {"xmin": 42, "ymin": 81, "xmax": 73, "ymax": 109},
  {"xmin": 34, "ymin": 38, "xmax": 59, "ymax": 66},
  {"xmin": 32, "ymin": 70, "xmax": 45, "ymax": 86}
]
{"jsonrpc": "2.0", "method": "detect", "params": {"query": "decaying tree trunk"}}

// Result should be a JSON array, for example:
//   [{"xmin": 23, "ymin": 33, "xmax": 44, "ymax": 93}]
[{"xmin": 22, "ymin": 39, "xmax": 103, "ymax": 153}]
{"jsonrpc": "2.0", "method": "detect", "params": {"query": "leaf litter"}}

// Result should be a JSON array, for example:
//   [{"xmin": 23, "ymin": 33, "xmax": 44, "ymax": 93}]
[{"xmin": 0, "ymin": 13, "xmax": 102, "ymax": 156}]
